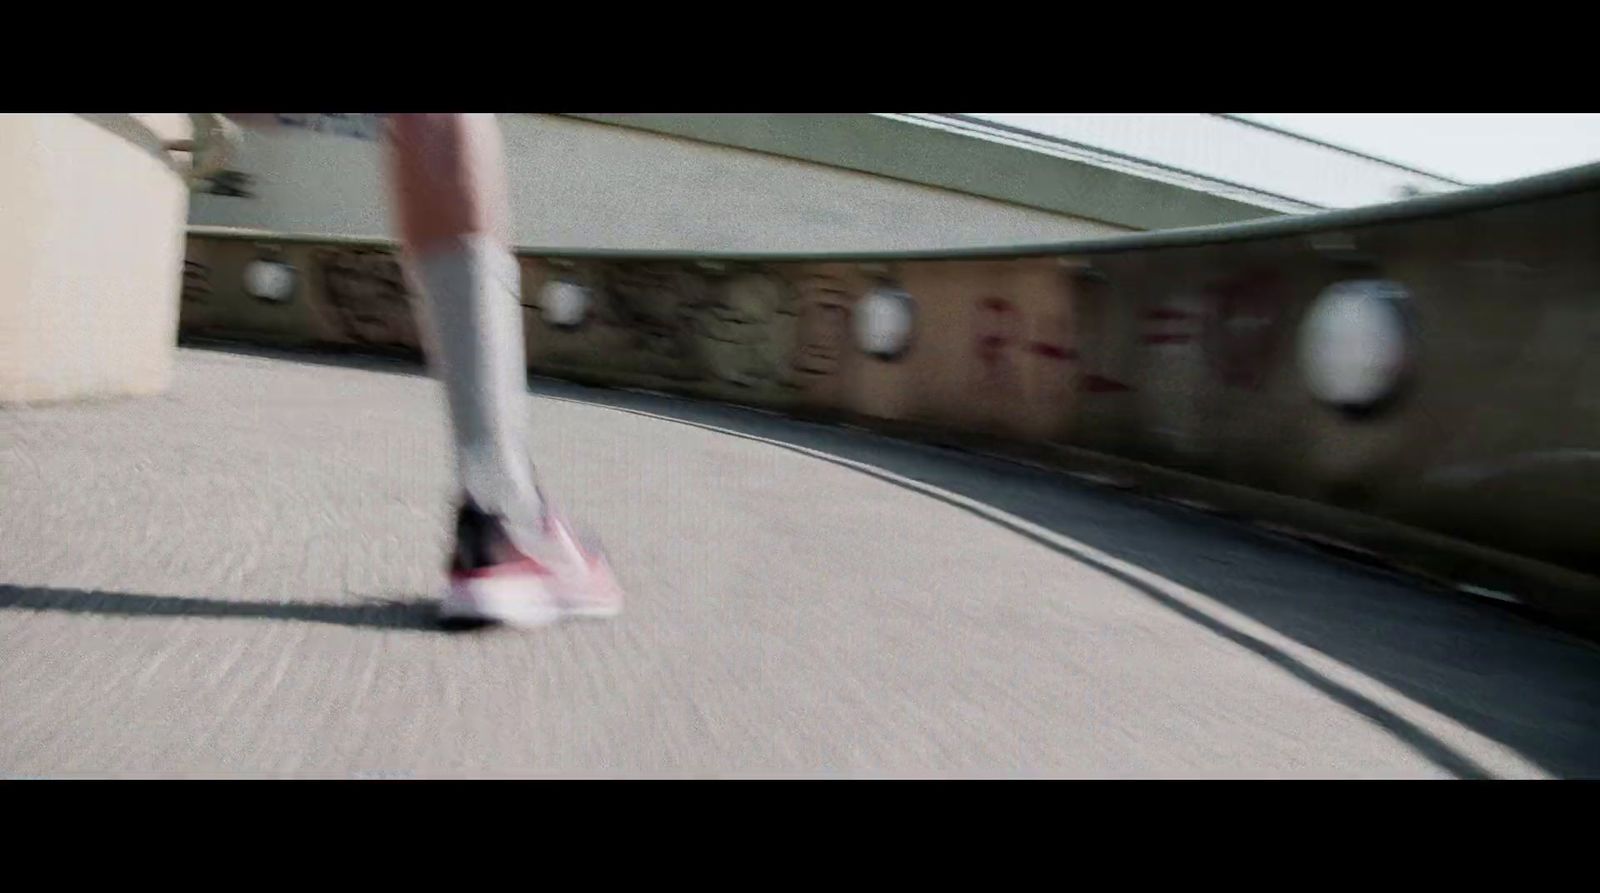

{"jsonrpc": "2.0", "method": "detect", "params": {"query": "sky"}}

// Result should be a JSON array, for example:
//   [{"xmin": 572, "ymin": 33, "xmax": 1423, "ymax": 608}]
[{"xmin": 1234, "ymin": 114, "xmax": 1600, "ymax": 185}]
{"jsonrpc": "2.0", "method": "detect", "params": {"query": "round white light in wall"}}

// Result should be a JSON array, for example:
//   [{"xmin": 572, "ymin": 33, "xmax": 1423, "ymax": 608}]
[
  {"xmin": 1298, "ymin": 280, "xmax": 1411, "ymax": 410},
  {"xmin": 539, "ymin": 280, "xmax": 591, "ymax": 330},
  {"xmin": 855, "ymin": 287, "xmax": 916, "ymax": 360},
  {"xmin": 243, "ymin": 259, "xmax": 297, "ymax": 303}
]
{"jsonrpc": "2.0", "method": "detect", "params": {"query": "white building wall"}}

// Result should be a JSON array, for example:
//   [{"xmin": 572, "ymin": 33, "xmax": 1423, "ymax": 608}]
[
  {"xmin": 189, "ymin": 114, "xmax": 1129, "ymax": 253},
  {"xmin": 2, "ymin": 115, "xmax": 190, "ymax": 402},
  {"xmin": 958, "ymin": 113, "xmax": 1465, "ymax": 209}
]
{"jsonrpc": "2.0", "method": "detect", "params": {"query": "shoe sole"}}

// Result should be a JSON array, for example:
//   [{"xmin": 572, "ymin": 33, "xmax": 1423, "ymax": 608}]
[
  {"xmin": 439, "ymin": 573, "xmax": 562, "ymax": 629},
  {"xmin": 438, "ymin": 574, "xmax": 624, "ymax": 629},
  {"xmin": 563, "ymin": 603, "xmax": 623, "ymax": 620},
  {"xmin": 560, "ymin": 563, "xmax": 625, "ymax": 620}
]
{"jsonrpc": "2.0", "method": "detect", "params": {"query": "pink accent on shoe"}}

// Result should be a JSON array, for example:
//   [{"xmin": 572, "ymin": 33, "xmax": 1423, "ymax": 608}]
[{"xmin": 450, "ymin": 556, "xmax": 550, "ymax": 581}]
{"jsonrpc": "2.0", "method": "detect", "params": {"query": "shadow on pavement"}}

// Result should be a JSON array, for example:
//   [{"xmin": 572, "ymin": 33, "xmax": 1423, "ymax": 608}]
[{"xmin": 0, "ymin": 584, "xmax": 461, "ymax": 633}]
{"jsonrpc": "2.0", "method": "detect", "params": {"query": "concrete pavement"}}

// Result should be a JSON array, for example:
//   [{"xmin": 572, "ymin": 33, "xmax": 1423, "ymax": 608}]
[{"xmin": 2, "ymin": 346, "xmax": 1597, "ymax": 778}]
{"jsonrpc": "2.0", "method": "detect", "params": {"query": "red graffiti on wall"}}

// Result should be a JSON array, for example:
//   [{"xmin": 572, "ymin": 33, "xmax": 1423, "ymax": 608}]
[
  {"xmin": 1083, "ymin": 375, "xmax": 1132, "ymax": 393},
  {"xmin": 1133, "ymin": 272, "xmax": 1287, "ymax": 390},
  {"xmin": 1069, "ymin": 272, "xmax": 1134, "ymax": 395},
  {"xmin": 1030, "ymin": 312, "xmax": 1077, "ymax": 405},
  {"xmin": 971, "ymin": 297, "xmax": 1080, "ymax": 404},
  {"xmin": 1140, "ymin": 306, "xmax": 1201, "ymax": 345},
  {"xmin": 972, "ymin": 297, "xmax": 1024, "ymax": 394},
  {"xmin": 1203, "ymin": 272, "xmax": 1287, "ymax": 390}
]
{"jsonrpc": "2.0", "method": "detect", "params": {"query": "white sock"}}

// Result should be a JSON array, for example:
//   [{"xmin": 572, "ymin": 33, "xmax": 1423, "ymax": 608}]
[{"xmin": 408, "ymin": 234, "xmax": 544, "ymax": 545}]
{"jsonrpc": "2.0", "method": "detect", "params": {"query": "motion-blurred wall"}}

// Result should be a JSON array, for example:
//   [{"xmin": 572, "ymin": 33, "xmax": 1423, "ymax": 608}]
[{"xmin": 180, "ymin": 164, "xmax": 1600, "ymax": 624}]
